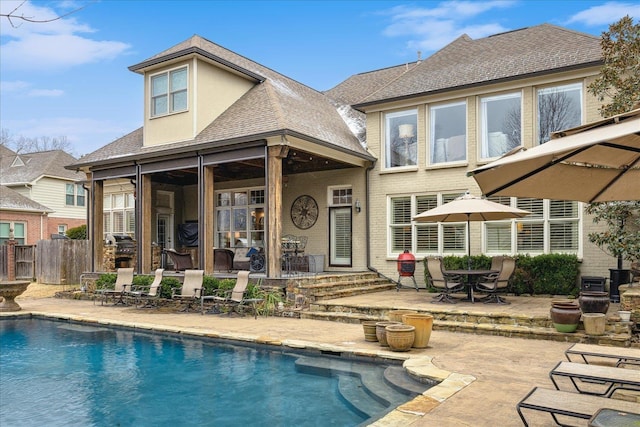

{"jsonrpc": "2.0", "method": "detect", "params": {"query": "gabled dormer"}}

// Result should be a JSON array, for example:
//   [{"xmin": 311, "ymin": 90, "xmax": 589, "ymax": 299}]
[{"xmin": 129, "ymin": 35, "xmax": 265, "ymax": 147}]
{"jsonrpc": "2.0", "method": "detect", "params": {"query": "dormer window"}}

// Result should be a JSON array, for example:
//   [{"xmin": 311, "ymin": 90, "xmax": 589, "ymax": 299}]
[{"xmin": 150, "ymin": 66, "xmax": 188, "ymax": 117}]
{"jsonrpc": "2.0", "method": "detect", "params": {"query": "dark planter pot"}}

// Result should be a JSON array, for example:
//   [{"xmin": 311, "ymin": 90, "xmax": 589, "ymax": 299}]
[
  {"xmin": 579, "ymin": 291, "xmax": 610, "ymax": 314},
  {"xmin": 550, "ymin": 301, "xmax": 581, "ymax": 333},
  {"xmin": 609, "ymin": 269, "xmax": 631, "ymax": 303}
]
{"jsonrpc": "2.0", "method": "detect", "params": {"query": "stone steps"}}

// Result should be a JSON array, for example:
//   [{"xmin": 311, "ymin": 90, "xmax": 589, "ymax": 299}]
[{"xmin": 293, "ymin": 273, "xmax": 397, "ymax": 302}]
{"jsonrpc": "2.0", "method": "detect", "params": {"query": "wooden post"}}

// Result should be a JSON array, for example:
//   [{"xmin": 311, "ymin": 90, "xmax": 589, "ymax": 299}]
[
  {"xmin": 141, "ymin": 174, "xmax": 152, "ymax": 273},
  {"xmin": 203, "ymin": 165, "xmax": 215, "ymax": 274},
  {"xmin": 92, "ymin": 179, "xmax": 104, "ymax": 272},
  {"xmin": 267, "ymin": 145, "xmax": 288, "ymax": 277}
]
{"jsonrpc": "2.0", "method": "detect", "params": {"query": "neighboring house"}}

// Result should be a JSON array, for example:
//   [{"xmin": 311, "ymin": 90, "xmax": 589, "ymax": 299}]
[
  {"xmin": 0, "ymin": 185, "xmax": 53, "ymax": 244},
  {"xmin": 0, "ymin": 146, "xmax": 87, "ymax": 242},
  {"xmin": 69, "ymin": 24, "xmax": 621, "ymax": 281}
]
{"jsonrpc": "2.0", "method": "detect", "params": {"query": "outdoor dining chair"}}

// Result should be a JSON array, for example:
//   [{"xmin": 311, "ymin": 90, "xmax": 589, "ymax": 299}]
[
  {"xmin": 475, "ymin": 256, "xmax": 515, "ymax": 304},
  {"xmin": 425, "ymin": 256, "xmax": 464, "ymax": 304}
]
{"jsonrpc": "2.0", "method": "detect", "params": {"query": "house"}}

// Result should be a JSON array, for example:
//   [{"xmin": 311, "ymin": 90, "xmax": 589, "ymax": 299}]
[
  {"xmin": 69, "ymin": 24, "xmax": 622, "ymax": 282},
  {"xmin": 0, "ymin": 145, "xmax": 86, "ymax": 243}
]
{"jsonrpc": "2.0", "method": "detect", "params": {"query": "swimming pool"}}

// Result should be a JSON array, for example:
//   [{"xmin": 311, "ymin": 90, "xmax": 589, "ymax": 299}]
[{"xmin": 0, "ymin": 318, "xmax": 427, "ymax": 426}]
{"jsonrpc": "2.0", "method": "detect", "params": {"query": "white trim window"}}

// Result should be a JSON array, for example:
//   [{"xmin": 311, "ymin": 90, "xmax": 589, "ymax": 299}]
[
  {"xmin": 151, "ymin": 66, "xmax": 188, "ymax": 117},
  {"xmin": 480, "ymin": 92, "xmax": 522, "ymax": 159},
  {"xmin": 65, "ymin": 183, "xmax": 86, "ymax": 206},
  {"xmin": 0, "ymin": 221, "xmax": 26, "ymax": 244},
  {"xmin": 103, "ymin": 192, "xmax": 135, "ymax": 238},
  {"xmin": 537, "ymin": 82, "xmax": 582, "ymax": 144},
  {"xmin": 484, "ymin": 197, "xmax": 580, "ymax": 255},
  {"xmin": 215, "ymin": 188, "xmax": 265, "ymax": 249},
  {"xmin": 389, "ymin": 193, "xmax": 466, "ymax": 256},
  {"xmin": 385, "ymin": 109, "xmax": 418, "ymax": 168},
  {"xmin": 430, "ymin": 102, "xmax": 466, "ymax": 164}
]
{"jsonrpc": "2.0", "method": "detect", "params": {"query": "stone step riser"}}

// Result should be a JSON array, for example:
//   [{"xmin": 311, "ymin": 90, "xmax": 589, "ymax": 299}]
[
  {"xmin": 300, "ymin": 312, "xmax": 632, "ymax": 346},
  {"xmin": 294, "ymin": 273, "xmax": 382, "ymax": 285},
  {"xmin": 299, "ymin": 279, "xmax": 392, "ymax": 293},
  {"xmin": 312, "ymin": 285, "xmax": 397, "ymax": 301}
]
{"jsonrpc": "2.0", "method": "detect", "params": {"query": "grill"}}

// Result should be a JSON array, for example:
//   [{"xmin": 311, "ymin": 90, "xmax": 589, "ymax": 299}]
[{"xmin": 106, "ymin": 234, "xmax": 136, "ymax": 255}]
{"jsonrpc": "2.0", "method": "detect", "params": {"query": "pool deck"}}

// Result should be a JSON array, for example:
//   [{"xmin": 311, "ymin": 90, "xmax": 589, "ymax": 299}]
[{"xmin": 4, "ymin": 284, "xmax": 635, "ymax": 427}]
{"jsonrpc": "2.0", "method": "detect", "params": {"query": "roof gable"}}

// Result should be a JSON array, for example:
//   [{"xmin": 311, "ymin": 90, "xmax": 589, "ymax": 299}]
[{"xmin": 0, "ymin": 150, "xmax": 82, "ymax": 185}]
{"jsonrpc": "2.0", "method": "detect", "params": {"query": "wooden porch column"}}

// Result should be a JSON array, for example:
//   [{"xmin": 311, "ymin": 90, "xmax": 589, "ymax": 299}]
[
  {"xmin": 203, "ymin": 165, "xmax": 215, "ymax": 274},
  {"xmin": 267, "ymin": 145, "xmax": 288, "ymax": 277},
  {"xmin": 91, "ymin": 179, "xmax": 104, "ymax": 272},
  {"xmin": 140, "ymin": 174, "xmax": 152, "ymax": 273}
]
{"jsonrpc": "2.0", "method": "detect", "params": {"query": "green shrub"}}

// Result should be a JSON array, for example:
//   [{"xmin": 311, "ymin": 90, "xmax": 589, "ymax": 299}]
[
  {"xmin": 66, "ymin": 225, "xmax": 87, "ymax": 239},
  {"xmin": 160, "ymin": 277, "xmax": 181, "ymax": 299},
  {"xmin": 96, "ymin": 273, "xmax": 116, "ymax": 290}
]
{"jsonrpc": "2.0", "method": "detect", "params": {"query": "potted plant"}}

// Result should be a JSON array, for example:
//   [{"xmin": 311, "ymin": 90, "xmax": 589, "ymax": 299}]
[{"xmin": 585, "ymin": 201, "xmax": 640, "ymax": 302}]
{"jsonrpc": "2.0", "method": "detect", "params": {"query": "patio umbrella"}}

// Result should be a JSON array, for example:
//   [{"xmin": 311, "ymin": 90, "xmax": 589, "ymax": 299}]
[
  {"xmin": 468, "ymin": 109, "xmax": 640, "ymax": 203},
  {"xmin": 413, "ymin": 193, "xmax": 530, "ymax": 269}
]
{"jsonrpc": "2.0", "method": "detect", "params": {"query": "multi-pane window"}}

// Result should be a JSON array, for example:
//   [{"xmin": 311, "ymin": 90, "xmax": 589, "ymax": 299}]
[
  {"xmin": 537, "ymin": 83, "xmax": 582, "ymax": 144},
  {"xmin": 151, "ymin": 66, "xmax": 188, "ymax": 117},
  {"xmin": 103, "ymin": 193, "xmax": 135, "ymax": 238},
  {"xmin": 65, "ymin": 183, "xmax": 86, "ymax": 206},
  {"xmin": 480, "ymin": 92, "xmax": 522, "ymax": 159},
  {"xmin": 430, "ymin": 102, "xmax": 466, "ymax": 164},
  {"xmin": 390, "ymin": 193, "xmax": 466, "ymax": 256},
  {"xmin": 0, "ymin": 222, "xmax": 25, "ymax": 244},
  {"xmin": 484, "ymin": 197, "xmax": 580, "ymax": 255},
  {"xmin": 215, "ymin": 188, "xmax": 265, "ymax": 249},
  {"xmin": 385, "ymin": 110, "xmax": 418, "ymax": 168},
  {"xmin": 330, "ymin": 187, "xmax": 352, "ymax": 205}
]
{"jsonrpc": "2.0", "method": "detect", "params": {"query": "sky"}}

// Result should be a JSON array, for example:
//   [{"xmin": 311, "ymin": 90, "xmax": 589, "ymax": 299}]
[{"xmin": 1, "ymin": 0, "xmax": 639, "ymax": 158}]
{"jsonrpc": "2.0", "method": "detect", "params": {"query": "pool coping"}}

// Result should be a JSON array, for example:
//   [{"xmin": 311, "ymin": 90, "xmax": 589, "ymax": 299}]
[{"xmin": 1, "ymin": 310, "xmax": 476, "ymax": 425}]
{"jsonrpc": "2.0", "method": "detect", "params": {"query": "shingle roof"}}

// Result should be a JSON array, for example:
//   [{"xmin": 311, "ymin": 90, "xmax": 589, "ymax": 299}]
[
  {"xmin": 0, "ymin": 149, "xmax": 83, "ymax": 185},
  {"xmin": 73, "ymin": 35, "xmax": 372, "ymax": 168},
  {"xmin": 353, "ymin": 24, "xmax": 602, "ymax": 107},
  {"xmin": 0, "ymin": 185, "xmax": 53, "ymax": 213}
]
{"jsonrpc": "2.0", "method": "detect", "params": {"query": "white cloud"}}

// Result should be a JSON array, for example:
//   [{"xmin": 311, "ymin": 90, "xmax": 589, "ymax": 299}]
[
  {"xmin": 0, "ymin": 80, "xmax": 31, "ymax": 92},
  {"xmin": 382, "ymin": 1, "xmax": 515, "ymax": 53},
  {"xmin": 566, "ymin": 1, "xmax": 640, "ymax": 26},
  {"xmin": 0, "ymin": 0, "xmax": 130, "ymax": 71},
  {"xmin": 28, "ymin": 89, "xmax": 64, "ymax": 97}
]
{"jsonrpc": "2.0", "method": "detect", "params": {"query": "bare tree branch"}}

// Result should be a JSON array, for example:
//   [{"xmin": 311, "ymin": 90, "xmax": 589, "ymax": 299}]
[{"xmin": 1, "ymin": 0, "xmax": 92, "ymax": 28}]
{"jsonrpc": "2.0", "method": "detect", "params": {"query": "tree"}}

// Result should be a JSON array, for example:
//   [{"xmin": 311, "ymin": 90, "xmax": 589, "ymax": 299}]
[
  {"xmin": 585, "ymin": 16, "xmax": 640, "ymax": 269},
  {"xmin": 0, "ymin": 128, "xmax": 73, "ymax": 154},
  {"xmin": 587, "ymin": 15, "xmax": 640, "ymax": 118}
]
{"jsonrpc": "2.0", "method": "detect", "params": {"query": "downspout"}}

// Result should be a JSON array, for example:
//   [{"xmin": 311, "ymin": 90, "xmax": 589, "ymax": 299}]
[{"xmin": 365, "ymin": 160, "xmax": 401, "ymax": 287}]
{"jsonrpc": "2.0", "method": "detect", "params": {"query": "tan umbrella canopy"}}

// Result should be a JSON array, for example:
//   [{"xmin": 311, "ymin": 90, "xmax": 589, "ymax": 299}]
[
  {"xmin": 413, "ymin": 192, "xmax": 530, "ymax": 269},
  {"xmin": 468, "ymin": 109, "xmax": 640, "ymax": 203}
]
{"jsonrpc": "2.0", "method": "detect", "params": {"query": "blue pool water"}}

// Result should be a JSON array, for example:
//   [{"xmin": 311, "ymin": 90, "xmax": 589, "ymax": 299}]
[{"xmin": 0, "ymin": 318, "xmax": 400, "ymax": 426}]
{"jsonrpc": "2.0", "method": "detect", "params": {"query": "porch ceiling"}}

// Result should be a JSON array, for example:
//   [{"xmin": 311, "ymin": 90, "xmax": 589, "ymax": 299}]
[{"xmin": 149, "ymin": 150, "xmax": 354, "ymax": 185}]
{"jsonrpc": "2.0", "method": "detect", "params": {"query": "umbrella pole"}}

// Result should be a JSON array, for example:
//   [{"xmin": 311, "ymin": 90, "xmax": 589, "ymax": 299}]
[{"xmin": 467, "ymin": 216, "xmax": 471, "ymax": 270}]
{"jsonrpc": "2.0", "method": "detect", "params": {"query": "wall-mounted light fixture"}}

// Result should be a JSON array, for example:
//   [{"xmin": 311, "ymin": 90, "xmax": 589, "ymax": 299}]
[{"xmin": 355, "ymin": 199, "xmax": 361, "ymax": 213}]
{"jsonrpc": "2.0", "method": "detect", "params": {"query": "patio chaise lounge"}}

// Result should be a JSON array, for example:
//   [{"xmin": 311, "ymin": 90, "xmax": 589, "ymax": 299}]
[
  {"xmin": 201, "ymin": 271, "xmax": 263, "ymax": 318},
  {"xmin": 171, "ymin": 269, "xmax": 204, "ymax": 312},
  {"xmin": 129, "ymin": 268, "xmax": 164, "ymax": 308},
  {"xmin": 565, "ymin": 343, "xmax": 640, "ymax": 367},
  {"xmin": 516, "ymin": 386, "xmax": 640, "ymax": 426},
  {"xmin": 95, "ymin": 267, "xmax": 134, "ymax": 306},
  {"xmin": 549, "ymin": 361, "xmax": 640, "ymax": 397}
]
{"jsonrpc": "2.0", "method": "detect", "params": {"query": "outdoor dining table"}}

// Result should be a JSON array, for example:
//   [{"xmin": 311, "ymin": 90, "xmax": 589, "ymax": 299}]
[{"xmin": 443, "ymin": 269, "xmax": 497, "ymax": 302}]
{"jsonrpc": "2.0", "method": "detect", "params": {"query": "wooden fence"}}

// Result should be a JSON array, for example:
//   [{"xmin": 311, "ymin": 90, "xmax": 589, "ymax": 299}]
[
  {"xmin": 0, "ymin": 244, "xmax": 36, "ymax": 281},
  {"xmin": 36, "ymin": 240, "xmax": 91, "ymax": 285},
  {"xmin": 0, "ymin": 245, "xmax": 7, "ymax": 280}
]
